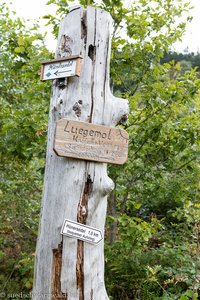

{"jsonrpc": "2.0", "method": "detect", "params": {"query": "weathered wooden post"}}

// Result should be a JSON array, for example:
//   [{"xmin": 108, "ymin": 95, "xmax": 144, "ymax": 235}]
[{"xmin": 33, "ymin": 6, "xmax": 129, "ymax": 300}]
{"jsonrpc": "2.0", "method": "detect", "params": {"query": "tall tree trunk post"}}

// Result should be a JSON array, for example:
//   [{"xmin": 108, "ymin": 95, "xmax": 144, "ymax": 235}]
[{"xmin": 32, "ymin": 6, "xmax": 129, "ymax": 300}]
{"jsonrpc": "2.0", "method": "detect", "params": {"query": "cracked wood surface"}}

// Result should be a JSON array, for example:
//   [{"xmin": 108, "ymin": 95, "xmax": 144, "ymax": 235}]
[{"xmin": 32, "ymin": 6, "xmax": 129, "ymax": 300}]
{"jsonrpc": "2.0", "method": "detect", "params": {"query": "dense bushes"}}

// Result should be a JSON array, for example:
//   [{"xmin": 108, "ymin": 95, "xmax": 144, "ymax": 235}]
[{"xmin": 0, "ymin": 1, "xmax": 199, "ymax": 299}]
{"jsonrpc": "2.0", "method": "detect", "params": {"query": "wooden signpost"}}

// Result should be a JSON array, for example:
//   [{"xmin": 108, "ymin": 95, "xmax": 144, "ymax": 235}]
[{"xmin": 33, "ymin": 5, "xmax": 129, "ymax": 300}]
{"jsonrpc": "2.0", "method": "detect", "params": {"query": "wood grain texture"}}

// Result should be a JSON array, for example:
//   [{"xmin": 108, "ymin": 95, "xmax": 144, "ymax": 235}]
[
  {"xmin": 54, "ymin": 119, "xmax": 129, "ymax": 164},
  {"xmin": 32, "ymin": 6, "xmax": 129, "ymax": 300}
]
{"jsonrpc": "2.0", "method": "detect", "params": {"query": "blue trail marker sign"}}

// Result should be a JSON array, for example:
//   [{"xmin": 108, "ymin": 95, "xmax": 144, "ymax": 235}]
[{"xmin": 40, "ymin": 55, "xmax": 82, "ymax": 81}]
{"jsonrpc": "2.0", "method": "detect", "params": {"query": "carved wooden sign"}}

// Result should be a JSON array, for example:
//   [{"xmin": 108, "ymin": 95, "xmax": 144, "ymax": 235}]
[
  {"xmin": 40, "ymin": 55, "xmax": 82, "ymax": 81},
  {"xmin": 54, "ymin": 119, "xmax": 129, "ymax": 164}
]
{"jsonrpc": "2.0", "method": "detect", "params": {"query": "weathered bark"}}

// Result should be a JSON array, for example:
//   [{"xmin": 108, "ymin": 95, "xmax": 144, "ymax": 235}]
[{"xmin": 32, "ymin": 6, "xmax": 128, "ymax": 300}]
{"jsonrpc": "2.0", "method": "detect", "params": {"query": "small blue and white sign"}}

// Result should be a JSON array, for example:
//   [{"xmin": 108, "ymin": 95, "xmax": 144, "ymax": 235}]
[{"xmin": 40, "ymin": 56, "xmax": 82, "ymax": 81}]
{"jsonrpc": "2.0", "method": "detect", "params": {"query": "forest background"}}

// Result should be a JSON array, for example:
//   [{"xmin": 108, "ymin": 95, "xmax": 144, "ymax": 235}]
[{"xmin": 0, "ymin": 0, "xmax": 200, "ymax": 299}]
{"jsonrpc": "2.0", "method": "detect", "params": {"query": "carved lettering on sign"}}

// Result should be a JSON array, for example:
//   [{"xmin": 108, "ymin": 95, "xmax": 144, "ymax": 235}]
[{"xmin": 54, "ymin": 119, "xmax": 129, "ymax": 164}]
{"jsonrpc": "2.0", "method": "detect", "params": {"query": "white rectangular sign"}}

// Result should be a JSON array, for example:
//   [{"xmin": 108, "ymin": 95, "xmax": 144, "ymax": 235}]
[
  {"xmin": 40, "ymin": 56, "xmax": 82, "ymax": 81},
  {"xmin": 61, "ymin": 219, "xmax": 103, "ymax": 245}
]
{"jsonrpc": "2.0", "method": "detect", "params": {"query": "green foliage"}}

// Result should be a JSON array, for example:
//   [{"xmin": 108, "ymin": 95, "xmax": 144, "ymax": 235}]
[
  {"xmin": 162, "ymin": 51, "xmax": 200, "ymax": 72},
  {"xmin": 0, "ymin": 156, "xmax": 42, "ymax": 294},
  {"xmin": 0, "ymin": 5, "xmax": 51, "ymax": 158},
  {"xmin": 106, "ymin": 37, "xmax": 200, "ymax": 299},
  {"xmin": 0, "ymin": 0, "xmax": 200, "ymax": 298},
  {"xmin": 0, "ymin": 2, "xmax": 51, "ymax": 294},
  {"xmin": 105, "ymin": 206, "xmax": 200, "ymax": 299}
]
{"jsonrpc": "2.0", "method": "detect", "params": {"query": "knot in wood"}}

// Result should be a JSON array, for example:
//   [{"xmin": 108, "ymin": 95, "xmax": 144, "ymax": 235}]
[
  {"xmin": 73, "ymin": 102, "xmax": 82, "ymax": 117},
  {"xmin": 80, "ymin": 205, "xmax": 87, "ymax": 216},
  {"xmin": 117, "ymin": 114, "xmax": 128, "ymax": 125}
]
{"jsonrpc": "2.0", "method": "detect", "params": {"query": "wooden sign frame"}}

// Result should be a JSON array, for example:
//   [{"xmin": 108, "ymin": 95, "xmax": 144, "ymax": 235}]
[
  {"xmin": 54, "ymin": 119, "xmax": 129, "ymax": 165},
  {"xmin": 40, "ymin": 55, "xmax": 82, "ymax": 81}
]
